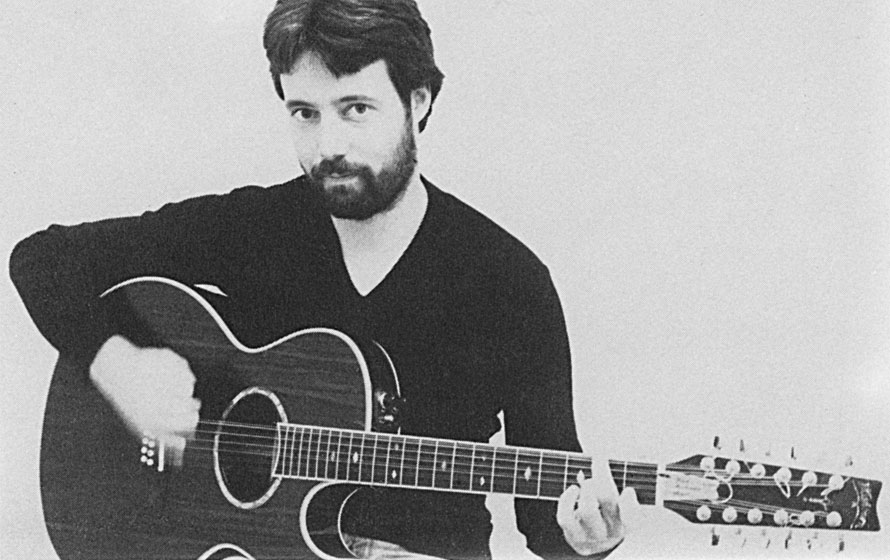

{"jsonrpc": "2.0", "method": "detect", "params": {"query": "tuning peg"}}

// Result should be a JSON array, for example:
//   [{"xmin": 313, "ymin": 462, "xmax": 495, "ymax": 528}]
[
  {"xmin": 790, "ymin": 446, "xmax": 796, "ymax": 461},
  {"xmin": 836, "ymin": 535, "xmax": 845, "ymax": 552},
  {"xmin": 844, "ymin": 455, "xmax": 854, "ymax": 468},
  {"xmin": 710, "ymin": 527, "xmax": 720, "ymax": 546},
  {"xmin": 738, "ymin": 439, "xmax": 746, "ymax": 453},
  {"xmin": 713, "ymin": 435, "xmax": 722, "ymax": 451}
]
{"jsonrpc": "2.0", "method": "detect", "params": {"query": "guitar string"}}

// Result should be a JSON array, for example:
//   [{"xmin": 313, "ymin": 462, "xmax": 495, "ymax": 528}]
[
  {"xmin": 162, "ymin": 424, "xmax": 843, "ymax": 491},
  {"xmin": 183, "ymin": 422, "xmax": 665, "ymax": 471},
  {"xmin": 192, "ymin": 448, "xmax": 838, "ymax": 493},
  {"xmin": 139, "ymin": 450, "xmax": 848, "ymax": 517},
  {"xmin": 145, "ymin": 436, "xmax": 664, "ymax": 493},
  {"xmin": 148, "ymin": 440, "xmax": 838, "ymax": 502},
  {"xmin": 177, "ymin": 442, "xmax": 662, "ymax": 489},
  {"xmin": 175, "ymin": 437, "xmax": 665, "ymax": 484},
  {"xmin": 190, "ymin": 420, "xmax": 852, "ymax": 480}
]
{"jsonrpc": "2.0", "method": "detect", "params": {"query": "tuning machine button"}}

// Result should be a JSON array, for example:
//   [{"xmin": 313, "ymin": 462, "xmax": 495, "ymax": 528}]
[
  {"xmin": 773, "ymin": 509, "xmax": 789, "ymax": 526},
  {"xmin": 774, "ymin": 466, "xmax": 792, "ymax": 484},
  {"xmin": 801, "ymin": 470, "xmax": 817, "ymax": 486},
  {"xmin": 826, "ymin": 511, "xmax": 842, "ymax": 528},
  {"xmin": 697, "ymin": 505, "xmax": 712, "ymax": 522},
  {"xmin": 828, "ymin": 473, "xmax": 845, "ymax": 491},
  {"xmin": 799, "ymin": 510, "xmax": 816, "ymax": 527},
  {"xmin": 747, "ymin": 507, "xmax": 763, "ymax": 525},
  {"xmin": 700, "ymin": 456, "xmax": 716, "ymax": 472},
  {"xmin": 725, "ymin": 460, "xmax": 741, "ymax": 477},
  {"xmin": 722, "ymin": 506, "xmax": 738, "ymax": 524},
  {"xmin": 750, "ymin": 463, "xmax": 766, "ymax": 478}
]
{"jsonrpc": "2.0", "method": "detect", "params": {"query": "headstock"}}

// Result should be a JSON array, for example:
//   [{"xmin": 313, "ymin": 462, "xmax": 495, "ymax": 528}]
[{"xmin": 661, "ymin": 453, "xmax": 882, "ymax": 533}]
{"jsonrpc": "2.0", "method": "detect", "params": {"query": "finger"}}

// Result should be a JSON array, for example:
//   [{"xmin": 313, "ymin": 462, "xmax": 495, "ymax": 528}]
[
  {"xmin": 599, "ymin": 495, "xmax": 623, "ymax": 540},
  {"xmin": 557, "ymin": 485, "xmax": 591, "ymax": 547},
  {"xmin": 576, "ymin": 478, "xmax": 609, "ymax": 541},
  {"xmin": 618, "ymin": 487, "xmax": 640, "ymax": 531},
  {"xmin": 556, "ymin": 484, "xmax": 581, "ymax": 528}
]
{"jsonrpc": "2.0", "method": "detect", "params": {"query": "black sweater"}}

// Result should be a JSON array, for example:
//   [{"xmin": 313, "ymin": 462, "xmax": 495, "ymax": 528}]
[{"xmin": 10, "ymin": 176, "xmax": 583, "ymax": 558}]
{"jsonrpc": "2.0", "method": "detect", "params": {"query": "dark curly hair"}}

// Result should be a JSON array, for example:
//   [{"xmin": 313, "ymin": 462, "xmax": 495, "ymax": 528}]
[{"xmin": 263, "ymin": 0, "xmax": 445, "ymax": 132}]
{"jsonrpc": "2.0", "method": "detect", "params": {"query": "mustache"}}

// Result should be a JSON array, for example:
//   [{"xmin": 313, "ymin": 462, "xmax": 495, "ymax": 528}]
[{"xmin": 310, "ymin": 156, "xmax": 366, "ymax": 179}]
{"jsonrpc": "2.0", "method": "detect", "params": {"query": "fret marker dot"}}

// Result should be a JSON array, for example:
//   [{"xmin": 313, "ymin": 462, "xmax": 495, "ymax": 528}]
[
  {"xmin": 480, "ymin": 477, "xmax": 485, "ymax": 486},
  {"xmin": 391, "ymin": 470, "xmax": 397, "ymax": 480},
  {"xmin": 330, "ymin": 452, "xmax": 336, "ymax": 462},
  {"xmin": 352, "ymin": 452, "xmax": 359, "ymax": 463},
  {"xmin": 524, "ymin": 467, "xmax": 532, "ymax": 481},
  {"xmin": 441, "ymin": 461, "xmax": 448, "ymax": 471}
]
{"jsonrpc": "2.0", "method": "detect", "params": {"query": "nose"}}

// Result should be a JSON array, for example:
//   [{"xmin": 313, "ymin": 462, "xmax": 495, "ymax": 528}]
[{"xmin": 317, "ymin": 116, "xmax": 349, "ymax": 160}]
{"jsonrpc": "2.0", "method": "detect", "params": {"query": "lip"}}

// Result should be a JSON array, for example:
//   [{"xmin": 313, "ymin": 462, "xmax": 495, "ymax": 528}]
[{"xmin": 323, "ymin": 174, "xmax": 359, "ymax": 188}]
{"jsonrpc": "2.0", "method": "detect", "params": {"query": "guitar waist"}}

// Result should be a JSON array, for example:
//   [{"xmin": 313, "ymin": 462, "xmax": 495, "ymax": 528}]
[{"xmin": 343, "ymin": 487, "xmax": 493, "ymax": 559}]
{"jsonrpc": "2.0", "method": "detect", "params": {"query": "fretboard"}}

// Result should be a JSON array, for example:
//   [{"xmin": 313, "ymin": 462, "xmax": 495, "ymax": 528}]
[{"xmin": 273, "ymin": 424, "xmax": 658, "ymax": 504}]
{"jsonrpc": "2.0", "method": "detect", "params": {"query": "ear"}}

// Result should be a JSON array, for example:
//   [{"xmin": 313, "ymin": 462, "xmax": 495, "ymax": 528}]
[{"xmin": 410, "ymin": 86, "xmax": 432, "ymax": 129}]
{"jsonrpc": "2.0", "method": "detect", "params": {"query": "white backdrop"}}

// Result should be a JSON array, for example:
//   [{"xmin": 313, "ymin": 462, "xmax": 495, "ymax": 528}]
[{"xmin": 2, "ymin": 1, "xmax": 888, "ymax": 558}]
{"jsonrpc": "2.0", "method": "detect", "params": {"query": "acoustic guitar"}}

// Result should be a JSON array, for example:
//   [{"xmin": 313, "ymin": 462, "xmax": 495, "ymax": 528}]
[{"xmin": 39, "ymin": 277, "xmax": 882, "ymax": 559}]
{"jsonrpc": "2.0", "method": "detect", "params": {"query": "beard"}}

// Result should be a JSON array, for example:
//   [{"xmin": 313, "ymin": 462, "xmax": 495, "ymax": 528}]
[{"xmin": 305, "ymin": 118, "xmax": 417, "ymax": 220}]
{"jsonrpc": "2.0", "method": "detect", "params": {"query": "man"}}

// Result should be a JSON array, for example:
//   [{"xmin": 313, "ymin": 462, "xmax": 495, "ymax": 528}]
[{"xmin": 10, "ymin": 1, "xmax": 634, "ymax": 558}]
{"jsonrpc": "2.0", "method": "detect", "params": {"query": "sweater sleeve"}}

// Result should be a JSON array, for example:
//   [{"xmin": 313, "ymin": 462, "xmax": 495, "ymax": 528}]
[
  {"xmin": 8, "ymin": 189, "xmax": 250, "ymax": 364},
  {"xmin": 499, "ymin": 263, "xmax": 590, "ymax": 559}
]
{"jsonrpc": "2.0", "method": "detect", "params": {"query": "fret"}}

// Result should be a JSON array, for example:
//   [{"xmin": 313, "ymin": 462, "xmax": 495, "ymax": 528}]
[
  {"xmin": 566, "ymin": 455, "xmax": 592, "ymax": 488},
  {"xmin": 346, "ymin": 431, "xmax": 360, "ymax": 482},
  {"xmin": 359, "ymin": 433, "xmax": 373, "ymax": 484},
  {"xmin": 370, "ymin": 434, "xmax": 383, "ymax": 484},
  {"xmin": 314, "ymin": 427, "xmax": 323, "ymax": 479},
  {"xmin": 381, "ymin": 434, "xmax": 397, "ymax": 485},
  {"xmin": 297, "ymin": 426, "xmax": 310, "ymax": 478},
  {"xmin": 274, "ymin": 424, "xmax": 286, "ymax": 477},
  {"xmin": 289, "ymin": 426, "xmax": 299, "ymax": 477},
  {"xmin": 306, "ymin": 427, "xmax": 316, "ymax": 478},
  {"xmin": 401, "ymin": 437, "xmax": 420, "ymax": 488},
  {"xmin": 323, "ymin": 430, "xmax": 333, "ymax": 479},
  {"xmin": 384, "ymin": 435, "xmax": 401, "ymax": 485},
  {"xmin": 335, "ymin": 430, "xmax": 345, "ymax": 481},
  {"xmin": 434, "ymin": 441, "xmax": 455, "ymax": 489},
  {"xmin": 611, "ymin": 461, "xmax": 658, "ymax": 506},
  {"xmin": 298, "ymin": 427, "xmax": 310, "ymax": 478},
  {"xmin": 272, "ymin": 424, "xmax": 283, "ymax": 476},
  {"xmin": 451, "ymin": 443, "xmax": 473, "ymax": 491},
  {"xmin": 539, "ymin": 451, "xmax": 569, "ymax": 499},
  {"xmin": 515, "ymin": 450, "xmax": 542, "ymax": 497},
  {"xmin": 492, "ymin": 447, "xmax": 517, "ymax": 494},
  {"xmin": 398, "ymin": 435, "xmax": 407, "ymax": 485},
  {"xmin": 283, "ymin": 425, "xmax": 294, "ymax": 477},
  {"xmin": 450, "ymin": 445, "xmax": 457, "ymax": 488},
  {"xmin": 417, "ymin": 439, "xmax": 436, "ymax": 488},
  {"xmin": 471, "ymin": 445, "xmax": 495, "ymax": 492}
]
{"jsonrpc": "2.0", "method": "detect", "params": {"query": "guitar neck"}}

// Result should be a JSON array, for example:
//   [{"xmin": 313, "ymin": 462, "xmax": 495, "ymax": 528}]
[{"xmin": 270, "ymin": 424, "xmax": 659, "ymax": 504}]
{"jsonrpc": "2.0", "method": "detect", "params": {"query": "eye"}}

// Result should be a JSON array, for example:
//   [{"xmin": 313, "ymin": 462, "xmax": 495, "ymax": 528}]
[
  {"xmin": 345, "ymin": 103, "xmax": 372, "ymax": 119},
  {"xmin": 290, "ymin": 107, "xmax": 319, "ymax": 122}
]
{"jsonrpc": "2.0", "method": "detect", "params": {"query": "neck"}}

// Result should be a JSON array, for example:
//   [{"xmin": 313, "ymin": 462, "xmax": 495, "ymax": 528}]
[{"xmin": 330, "ymin": 171, "xmax": 428, "ymax": 254}]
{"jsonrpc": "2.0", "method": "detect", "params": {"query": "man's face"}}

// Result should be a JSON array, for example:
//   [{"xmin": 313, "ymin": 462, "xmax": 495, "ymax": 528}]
[{"xmin": 280, "ymin": 52, "xmax": 418, "ymax": 220}]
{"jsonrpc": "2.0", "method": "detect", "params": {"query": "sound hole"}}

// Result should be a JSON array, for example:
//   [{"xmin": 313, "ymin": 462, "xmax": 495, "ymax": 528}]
[{"xmin": 215, "ymin": 390, "xmax": 283, "ymax": 508}]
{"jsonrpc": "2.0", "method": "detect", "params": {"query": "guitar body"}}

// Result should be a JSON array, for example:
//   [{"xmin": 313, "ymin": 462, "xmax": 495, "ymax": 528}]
[
  {"xmin": 38, "ymin": 277, "xmax": 885, "ymax": 558},
  {"xmin": 41, "ymin": 277, "xmax": 398, "ymax": 560}
]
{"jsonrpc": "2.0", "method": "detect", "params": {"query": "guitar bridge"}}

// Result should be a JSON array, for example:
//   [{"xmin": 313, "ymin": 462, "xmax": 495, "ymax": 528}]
[{"xmin": 139, "ymin": 436, "xmax": 164, "ymax": 472}]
